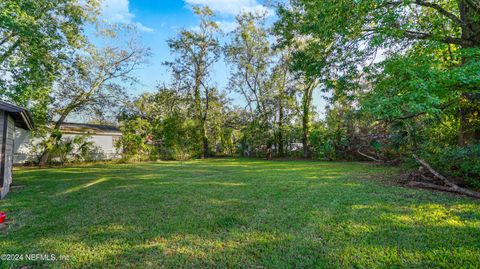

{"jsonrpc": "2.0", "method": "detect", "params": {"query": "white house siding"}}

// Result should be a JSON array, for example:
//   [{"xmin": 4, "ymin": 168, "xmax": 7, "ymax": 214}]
[
  {"xmin": 62, "ymin": 133, "xmax": 122, "ymax": 160},
  {"xmin": 13, "ymin": 128, "xmax": 122, "ymax": 164},
  {"xmin": 13, "ymin": 128, "xmax": 34, "ymax": 164}
]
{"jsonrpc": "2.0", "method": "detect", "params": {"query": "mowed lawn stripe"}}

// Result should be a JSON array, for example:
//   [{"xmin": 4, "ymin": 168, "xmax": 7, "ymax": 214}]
[{"xmin": 0, "ymin": 159, "xmax": 479, "ymax": 268}]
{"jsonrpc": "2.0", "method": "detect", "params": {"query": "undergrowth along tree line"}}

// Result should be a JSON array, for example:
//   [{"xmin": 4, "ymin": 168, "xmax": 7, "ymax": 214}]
[{"xmin": 1, "ymin": 1, "xmax": 479, "ymax": 192}]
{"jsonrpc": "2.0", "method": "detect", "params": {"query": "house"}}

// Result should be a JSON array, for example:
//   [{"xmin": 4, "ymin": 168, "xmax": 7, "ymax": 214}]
[
  {"xmin": 57, "ymin": 123, "xmax": 123, "ymax": 160},
  {"xmin": 0, "ymin": 101, "xmax": 34, "ymax": 199},
  {"xmin": 14, "ymin": 122, "xmax": 122, "ymax": 164}
]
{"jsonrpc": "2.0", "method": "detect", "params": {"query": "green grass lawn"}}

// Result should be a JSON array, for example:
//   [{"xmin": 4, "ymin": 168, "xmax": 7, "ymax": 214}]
[{"xmin": 1, "ymin": 159, "xmax": 479, "ymax": 268}]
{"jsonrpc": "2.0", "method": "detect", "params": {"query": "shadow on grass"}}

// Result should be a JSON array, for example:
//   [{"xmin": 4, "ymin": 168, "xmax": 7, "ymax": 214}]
[{"xmin": 1, "ymin": 159, "xmax": 479, "ymax": 268}]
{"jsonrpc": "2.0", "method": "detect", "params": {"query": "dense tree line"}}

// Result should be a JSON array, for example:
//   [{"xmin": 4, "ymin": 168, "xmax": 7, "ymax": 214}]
[
  {"xmin": 0, "ymin": 1, "xmax": 478, "ymax": 192},
  {"xmin": 274, "ymin": 0, "xmax": 480, "ymax": 191},
  {"xmin": 118, "ymin": 2, "xmax": 479, "ymax": 192}
]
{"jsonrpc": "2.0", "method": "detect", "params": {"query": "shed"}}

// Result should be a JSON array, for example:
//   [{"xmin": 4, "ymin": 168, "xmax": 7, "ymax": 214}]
[{"xmin": 0, "ymin": 101, "xmax": 34, "ymax": 199}]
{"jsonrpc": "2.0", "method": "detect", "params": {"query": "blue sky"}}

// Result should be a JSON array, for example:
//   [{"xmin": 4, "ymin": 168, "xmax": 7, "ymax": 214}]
[
  {"xmin": 98, "ymin": 0, "xmax": 272, "ymax": 94},
  {"xmin": 96, "ymin": 0, "xmax": 327, "ymax": 117}
]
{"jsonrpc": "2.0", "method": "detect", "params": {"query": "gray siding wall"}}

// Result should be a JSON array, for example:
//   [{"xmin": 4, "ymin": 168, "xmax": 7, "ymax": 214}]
[{"xmin": 0, "ymin": 111, "xmax": 15, "ymax": 199}]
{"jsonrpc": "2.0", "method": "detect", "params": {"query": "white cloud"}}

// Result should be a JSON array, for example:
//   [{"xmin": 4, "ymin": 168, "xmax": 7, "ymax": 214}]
[
  {"xmin": 184, "ymin": 0, "xmax": 272, "ymax": 16},
  {"xmin": 216, "ymin": 20, "xmax": 238, "ymax": 33},
  {"xmin": 100, "ymin": 0, "xmax": 154, "ymax": 32}
]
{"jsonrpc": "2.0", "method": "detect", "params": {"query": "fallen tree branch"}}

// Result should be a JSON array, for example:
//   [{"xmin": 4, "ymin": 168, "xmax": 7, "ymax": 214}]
[
  {"xmin": 357, "ymin": 149, "xmax": 383, "ymax": 162},
  {"xmin": 412, "ymin": 154, "xmax": 452, "ymax": 186},
  {"xmin": 406, "ymin": 181, "xmax": 480, "ymax": 199},
  {"xmin": 411, "ymin": 154, "xmax": 480, "ymax": 199}
]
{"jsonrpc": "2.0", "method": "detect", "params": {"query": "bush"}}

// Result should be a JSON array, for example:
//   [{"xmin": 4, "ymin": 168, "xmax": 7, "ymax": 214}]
[
  {"xmin": 309, "ymin": 124, "xmax": 349, "ymax": 161},
  {"xmin": 47, "ymin": 135, "xmax": 99, "ymax": 165},
  {"xmin": 429, "ymin": 144, "xmax": 480, "ymax": 189}
]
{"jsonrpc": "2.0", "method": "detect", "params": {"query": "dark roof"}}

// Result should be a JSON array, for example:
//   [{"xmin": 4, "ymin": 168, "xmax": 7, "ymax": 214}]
[
  {"xmin": 0, "ymin": 101, "xmax": 34, "ymax": 130},
  {"xmin": 59, "ymin": 122, "xmax": 121, "ymax": 134}
]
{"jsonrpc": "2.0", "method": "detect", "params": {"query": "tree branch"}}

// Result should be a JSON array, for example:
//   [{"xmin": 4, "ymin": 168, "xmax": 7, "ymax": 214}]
[
  {"xmin": 412, "ymin": 154, "xmax": 451, "ymax": 186},
  {"xmin": 380, "ymin": 101, "xmax": 455, "ymax": 122},
  {"xmin": 413, "ymin": 0, "xmax": 466, "ymax": 28},
  {"xmin": 411, "ymin": 154, "xmax": 480, "ymax": 199},
  {"xmin": 403, "ymin": 30, "xmax": 468, "ymax": 46},
  {"xmin": 357, "ymin": 149, "xmax": 383, "ymax": 162},
  {"xmin": 406, "ymin": 181, "xmax": 480, "ymax": 198}
]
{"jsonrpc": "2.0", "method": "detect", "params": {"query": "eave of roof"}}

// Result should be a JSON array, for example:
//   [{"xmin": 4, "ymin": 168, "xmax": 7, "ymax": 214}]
[
  {"xmin": 60, "ymin": 130, "xmax": 122, "ymax": 136},
  {"xmin": 0, "ymin": 101, "xmax": 35, "ymax": 130},
  {"xmin": 58, "ymin": 122, "xmax": 121, "ymax": 135}
]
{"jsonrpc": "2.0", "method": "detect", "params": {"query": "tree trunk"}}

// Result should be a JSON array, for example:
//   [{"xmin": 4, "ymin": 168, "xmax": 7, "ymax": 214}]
[
  {"xmin": 38, "ymin": 148, "xmax": 51, "ymax": 166},
  {"xmin": 201, "ymin": 120, "xmax": 208, "ymax": 158},
  {"xmin": 302, "ymin": 88, "xmax": 311, "ymax": 159},
  {"xmin": 38, "ymin": 127, "xmax": 61, "ymax": 166},
  {"xmin": 458, "ymin": 0, "xmax": 480, "ymax": 145},
  {"xmin": 459, "ymin": 93, "xmax": 480, "ymax": 145},
  {"xmin": 278, "ymin": 96, "xmax": 285, "ymax": 158},
  {"xmin": 202, "ymin": 93, "xmax": 209, "ymax": 159},
  {"xmin": 194, "ymin": 77, "xmax": 208, "ymax": 158},
  {"xmin": 38, "ymin": 111, "xmax": 71, "ymax": 166},
  {"xmin": 302, "ymin": 81, "xmax": 315, "ymax": 159},
  {"xmin": 302, "ymin": 124, "xmax": 309, "ymax": 159}
]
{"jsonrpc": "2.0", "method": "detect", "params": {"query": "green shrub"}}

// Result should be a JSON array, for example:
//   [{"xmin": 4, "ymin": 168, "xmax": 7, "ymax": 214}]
[{"xmin": 430, "ymin": 144, "xmax": 480, "ymax": 190}]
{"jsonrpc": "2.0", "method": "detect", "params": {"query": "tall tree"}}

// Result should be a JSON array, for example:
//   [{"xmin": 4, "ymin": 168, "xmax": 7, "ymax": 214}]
[
  {"xmin": 38, "ymin": 30, "xmax": 149, "ymax": 166},
  {"xmin": 226, "ymin": 11, "xmax": 273, "ymax": 119},
  {"xmin": 0, "ymin": 0, "xmax": 99, "ymax": 121},
  {"xmin": 271, "ymin": 53, "xmax": 289, "ymax": 157},
  {"xmin": 298, "ymin": 77, "xmax": 318, "ymax": 158},
  {"xmin": 225, "ymin": 11, "xmax": 275, "ymax": 154},
  {"xmin": 166, "ymin": 6, "xmax": 221, "ymax": 158},
  {"xmin": 277, "ymin": 0, "xmax": 480, "ymax": 145},
  {"xmin": 273, "ymin": 20, "xmax": 328, "ymax": 159}
]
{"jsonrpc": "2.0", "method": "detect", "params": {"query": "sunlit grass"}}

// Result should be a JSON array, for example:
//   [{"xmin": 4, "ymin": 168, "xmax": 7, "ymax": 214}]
[
  {"xmin": 0, "ymin": 159, "xmax": 479, "ymax": 268},
  {"xmin": 59, "ymin": 177, "xmax": 110, "ymax": 195}
]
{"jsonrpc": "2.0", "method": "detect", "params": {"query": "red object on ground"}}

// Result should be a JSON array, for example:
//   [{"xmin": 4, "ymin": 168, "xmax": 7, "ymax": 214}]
[{"xmin": 0, "ymin": 212, "xmax": 5, "ymax": 223}]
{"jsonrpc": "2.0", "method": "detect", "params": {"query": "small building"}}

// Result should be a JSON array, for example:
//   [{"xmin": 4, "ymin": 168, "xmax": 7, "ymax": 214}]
[
  {"xmin": 57, "ymin": 122, "xmax": 122, "ymax": 160},
  {"xmin": 0, "ymin": 101, "xmax": 34, "ymax": 199},
  {"xmin": 14, "ymin": 122, "xmax": 122, "ymax": 164}
]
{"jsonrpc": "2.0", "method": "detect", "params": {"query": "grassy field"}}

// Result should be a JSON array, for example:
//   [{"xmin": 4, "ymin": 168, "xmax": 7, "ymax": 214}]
[{"xmin": 0, "ymin": 159, "xmax": 479, "ymax": 268}]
